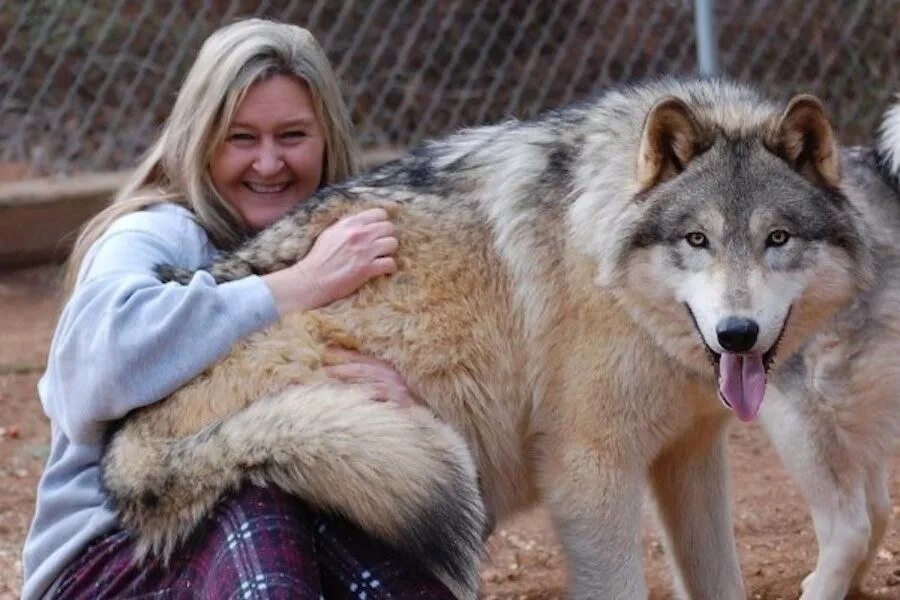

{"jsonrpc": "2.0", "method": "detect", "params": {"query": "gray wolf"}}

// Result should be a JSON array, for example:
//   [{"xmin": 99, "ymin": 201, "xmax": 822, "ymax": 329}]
[
  {"xmin": 101, "ymin": 79, "xmax": 871, "ymax": 599},
  {"xmin": 761, "ymin": 97, "xmax": 900, "ymax": 599}
]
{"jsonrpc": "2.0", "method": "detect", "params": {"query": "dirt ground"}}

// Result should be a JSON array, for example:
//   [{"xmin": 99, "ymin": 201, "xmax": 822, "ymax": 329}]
[{"xmin": 0, "ymin": 264, "xmax": 898, "ymax": 599}]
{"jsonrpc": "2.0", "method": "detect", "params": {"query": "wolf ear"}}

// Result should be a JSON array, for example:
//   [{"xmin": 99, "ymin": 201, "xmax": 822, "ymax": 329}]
[
  {"xmin": 768, "ymin": 94, "xmax": 841, "ymax": 189},
  {"xmin": 637, "ymin": 96, "xmax": 706, "ymax": 191}
]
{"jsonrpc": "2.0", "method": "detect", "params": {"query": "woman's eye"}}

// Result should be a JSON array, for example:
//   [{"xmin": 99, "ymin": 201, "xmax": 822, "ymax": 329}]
[
  {"xmin": 228, "ymin": 132, "xmax": 254, "ymax": 142},
  {"xmin": 685, "ymin": 232, "xmax": 708, "ymax": 248},
  {"xmin": 281, "ymin": 130, "xmax": 307, "ymax": 140},
  {"xmin": 766, "ymin": 229, "xmax": 791, "ymax": 247}
]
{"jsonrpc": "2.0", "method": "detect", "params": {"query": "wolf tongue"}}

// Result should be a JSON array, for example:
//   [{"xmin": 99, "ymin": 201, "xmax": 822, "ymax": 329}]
[{"xmin": 718, "ymin": 353, "xmax": 766, "ymax": 422}]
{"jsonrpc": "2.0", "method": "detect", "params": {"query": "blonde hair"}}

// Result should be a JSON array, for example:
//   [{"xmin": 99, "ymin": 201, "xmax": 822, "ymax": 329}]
[{"xmin": 63, "ymin": 18, "xmax": 360, "ymax": 293}]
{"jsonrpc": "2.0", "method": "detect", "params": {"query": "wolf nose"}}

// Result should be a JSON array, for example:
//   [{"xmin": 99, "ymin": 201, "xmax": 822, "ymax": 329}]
[{"xmin": 716, "ymin": 317, "xmax": 759, "ymax": 353}]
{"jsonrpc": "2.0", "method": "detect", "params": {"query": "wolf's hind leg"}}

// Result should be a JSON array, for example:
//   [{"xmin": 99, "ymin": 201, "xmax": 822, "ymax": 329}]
[
  {"xmin": 102, "ymin": 382, "xmax": 485, "ymax": 599},
  {"xmin": 649, "ymin": 415, "xmax": 744, "ymax": 600}
]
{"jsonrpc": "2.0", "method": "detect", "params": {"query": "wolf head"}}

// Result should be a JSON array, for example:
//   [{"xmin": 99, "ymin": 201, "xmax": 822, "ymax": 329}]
[{"xmin": 599, "ymin": 88, "xmax": 873, "ymax": 421}]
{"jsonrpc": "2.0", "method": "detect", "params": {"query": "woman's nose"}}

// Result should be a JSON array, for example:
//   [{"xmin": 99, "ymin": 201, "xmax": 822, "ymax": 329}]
[{"xmin": 252, "ymin": 140, "xmax": 285, "ymax": 176}]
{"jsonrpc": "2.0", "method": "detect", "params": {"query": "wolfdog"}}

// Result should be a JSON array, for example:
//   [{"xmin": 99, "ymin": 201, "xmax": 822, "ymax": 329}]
[
  {"xmin": 760, "ymin": 98, "xmax": 900, "ymax": 599},
  {"xmin": 101, "ymin": 79, "xmax": 871, "ymax": 599}
]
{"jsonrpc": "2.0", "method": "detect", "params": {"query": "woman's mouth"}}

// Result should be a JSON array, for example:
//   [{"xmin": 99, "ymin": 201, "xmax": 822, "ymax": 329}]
[{"xmin": 244, "ymin": 181, "xmax": 292, "ymax": 194}]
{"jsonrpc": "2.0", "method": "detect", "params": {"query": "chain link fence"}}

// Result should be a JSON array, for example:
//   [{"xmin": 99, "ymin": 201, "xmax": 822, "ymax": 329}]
[{"xmin": 1, "ymin": 0, "xmax": 897, "ymax": 178}]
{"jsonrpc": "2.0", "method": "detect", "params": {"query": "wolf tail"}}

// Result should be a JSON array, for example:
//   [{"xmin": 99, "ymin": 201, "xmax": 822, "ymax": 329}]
[
  {"xmin": 877, "ymin": 94, "xmax": 900, "ymax": 185},
  {"xmin": 102, "ymin": 383, "xmax": 485, "ymax": 599}
]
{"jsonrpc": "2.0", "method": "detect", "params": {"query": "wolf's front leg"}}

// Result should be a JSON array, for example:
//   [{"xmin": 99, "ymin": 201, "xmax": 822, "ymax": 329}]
[
  {"xmin": 855, "ymin": 463, "xmax": 891, "ymax": 590},
  {"xmin": 760, "ymin": 387, "xmax": 877, "ymax": 600},
  {"xmin": 799, "ymin": 473, "xmax": 874, "ymax": 600},
  {"xmin": 648, "ymin": 414, "xmax": 744, "ymax": 600},
  {"xmin": 540, "ymin": 444, "xmax": 648, "ymax": 599}
]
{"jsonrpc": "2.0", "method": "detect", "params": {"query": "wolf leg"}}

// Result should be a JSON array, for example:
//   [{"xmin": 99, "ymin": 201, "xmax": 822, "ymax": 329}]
[
  {"xmin": 648, "ymin": 415, "xmax": 744, "ymax": 600},
  {"xmin": 102, "ymin": 382, "xmax": 485, "ymax": 599},
  {"xmin": 760, "ymin": 388, "xmax": 870, "ymax": 600},
  {"xmin": 799, "ymin": 481, "xmax": 871, "ymax": 600},
  {"xmin": 540, "ymin": 444, "xmax": 648, "ymax": 599},
  {"xmin": 849, "ymin": 463, "xmax": 891, "ymax": 592}
]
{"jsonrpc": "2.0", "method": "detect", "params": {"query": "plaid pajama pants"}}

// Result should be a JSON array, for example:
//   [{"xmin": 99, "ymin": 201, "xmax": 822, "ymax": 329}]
[{"xmin": 49, "ymin": 484, "xmax": 455, "ymax": 599}]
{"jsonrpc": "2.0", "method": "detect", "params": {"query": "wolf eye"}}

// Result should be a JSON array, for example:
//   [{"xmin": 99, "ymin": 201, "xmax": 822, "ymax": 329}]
[
  {"xmin": 685, "ymin": 232, "xmax": 708, "ymax": 248},
  {"xmin": 766, "ymin": 229, "xmax": 791, "ymax": 247}
]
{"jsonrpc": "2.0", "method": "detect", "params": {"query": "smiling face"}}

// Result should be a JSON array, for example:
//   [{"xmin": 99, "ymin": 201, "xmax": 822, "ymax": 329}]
[{"xmin": 210, "ymin": 74, "xmax": 326, "ymax": 232}]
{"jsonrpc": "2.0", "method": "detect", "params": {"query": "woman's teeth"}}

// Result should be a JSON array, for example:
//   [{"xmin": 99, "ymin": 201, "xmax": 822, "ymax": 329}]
[{"xmin": 245, "ymin": 182, "xmax": 291, "ymax": 193}]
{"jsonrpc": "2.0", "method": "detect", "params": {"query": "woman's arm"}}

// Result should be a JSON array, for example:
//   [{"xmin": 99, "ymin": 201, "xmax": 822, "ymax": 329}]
[
  {"xmin": 263, "ymin": 208, "xmax": 398, "ymax": 314},
  {"xmin": 43, "ymin": 212, "xmax": 279, "ymax": 444},
  {"xmin": 45, "ymin": 205, "xmax": 403, "ymax": 443}
]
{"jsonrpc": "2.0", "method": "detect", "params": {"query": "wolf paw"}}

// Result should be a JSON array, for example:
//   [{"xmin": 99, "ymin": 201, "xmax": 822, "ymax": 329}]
[{"xmin": 800, "ymin": 570, "xmax": 816, "ymax": 595}]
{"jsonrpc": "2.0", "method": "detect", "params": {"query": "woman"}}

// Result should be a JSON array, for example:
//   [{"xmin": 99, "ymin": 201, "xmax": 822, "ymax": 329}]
[{"xmin": 22, "ymin": 18, "xmax": 453, "ymax": 600}]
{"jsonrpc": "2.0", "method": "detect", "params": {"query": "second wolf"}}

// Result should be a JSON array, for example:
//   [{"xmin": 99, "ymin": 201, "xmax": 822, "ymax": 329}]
[{"xmin": 101, "ymin": 79, "xmax": 871, "ymax": 599}]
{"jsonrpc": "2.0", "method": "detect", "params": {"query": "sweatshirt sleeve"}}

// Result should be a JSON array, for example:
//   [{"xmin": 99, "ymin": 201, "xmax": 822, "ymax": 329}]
[{"xmin": 40, "ymin": 209, "xmax": 280, "ymax": 445}]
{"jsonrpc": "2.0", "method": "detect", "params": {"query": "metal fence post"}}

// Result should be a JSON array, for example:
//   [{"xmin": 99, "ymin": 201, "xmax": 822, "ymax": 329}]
[{"xmin": 694, "ymin": 0, "xmax": 719, "ymax": 76}]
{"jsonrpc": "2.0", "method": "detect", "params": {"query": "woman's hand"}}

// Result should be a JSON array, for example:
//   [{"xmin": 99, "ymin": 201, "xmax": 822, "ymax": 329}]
[
  {"xmin": 264, "ymin": 208, "xmax": 398, "ymax": 315},
  {"xmin": 323, "ymin": 347, "xmax": 421, "ymax": 408}
]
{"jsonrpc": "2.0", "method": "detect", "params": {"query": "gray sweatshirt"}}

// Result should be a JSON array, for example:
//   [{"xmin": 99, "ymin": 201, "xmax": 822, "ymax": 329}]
[{"xmin": 21, "ymin": 203, "xmax": 280, "ymax": 599}]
